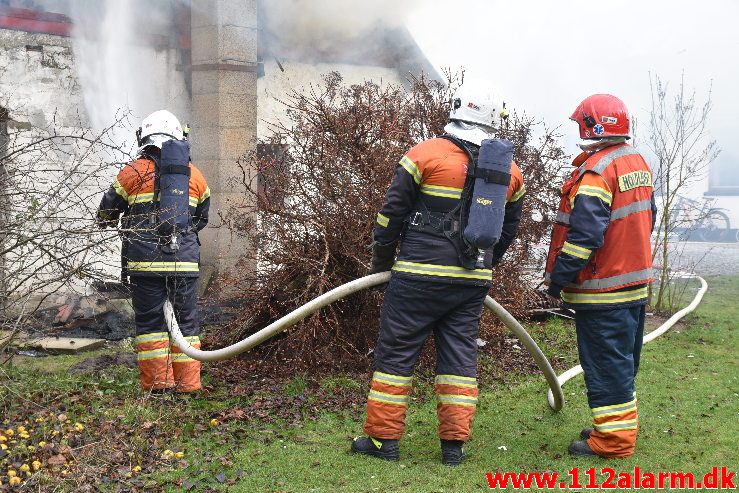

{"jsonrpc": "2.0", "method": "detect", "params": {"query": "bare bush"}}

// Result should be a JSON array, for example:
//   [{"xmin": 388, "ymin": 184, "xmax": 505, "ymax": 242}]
[
  {"xmin": 0, "ymin": 100, "xmax": 129, "ymax": 329},
  {"xmin": 220, "ymin": 73, "xmax": 566, "ymax": 369},
  {"xmin": 647, "ymin": 72, "xmax": 719, "ymax": 310}
]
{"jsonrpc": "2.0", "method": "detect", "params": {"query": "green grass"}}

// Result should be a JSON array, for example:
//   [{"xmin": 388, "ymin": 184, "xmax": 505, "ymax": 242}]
[{"xmin": 1, "ymin": 276, "xmax": 737, "ymax": 492}]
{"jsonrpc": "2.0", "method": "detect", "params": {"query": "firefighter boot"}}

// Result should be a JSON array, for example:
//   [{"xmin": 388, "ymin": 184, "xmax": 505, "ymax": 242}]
[
  {"xmin": 568, "ymin": 440, "xmax": 599, "ymax": 457},
  {"xmin": 441, "ymin": 439, "xmax": 466, "ymax": 466},
  {"xmin": 580, "ymin": 427, "xmax": 593, "ymax": 440},
  {"xmin": 351, "ymin": 437, "xmax": 399, "ymax": 461}
]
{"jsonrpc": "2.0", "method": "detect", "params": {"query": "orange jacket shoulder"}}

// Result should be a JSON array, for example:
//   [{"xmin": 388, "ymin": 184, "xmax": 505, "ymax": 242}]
[
  {"xmin": 117, "ymin": 158, "xmax": 155, "ymax": 195},
  {"xmin": 406, "ymin": 138, "xmax": 466, "ymax": 178},
  {"xmin": 189, "ymin": 163, "xmax": 210, "ymax": 200}
]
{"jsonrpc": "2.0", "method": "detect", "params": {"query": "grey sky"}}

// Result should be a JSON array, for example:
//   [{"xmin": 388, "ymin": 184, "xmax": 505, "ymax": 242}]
[{"xmin": 407, "ymin": 0, "xmax": 739, "ymax": 194}]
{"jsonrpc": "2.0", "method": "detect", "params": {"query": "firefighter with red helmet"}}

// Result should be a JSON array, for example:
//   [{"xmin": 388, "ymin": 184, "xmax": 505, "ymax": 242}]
[
  {"xmin": 545, "ymin": 94, "xmax": 657, "ymax": 458},
  {"xmin": 351, "ymin": 81, "xmax": 526, "ymax": 466},
  {"xmin": 97, "ymin": 110, "xmax": 210, "ymax": 394}
]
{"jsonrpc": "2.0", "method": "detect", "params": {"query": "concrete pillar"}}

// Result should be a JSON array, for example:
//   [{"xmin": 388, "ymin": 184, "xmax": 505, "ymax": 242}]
[{"xmin": 190, "ymin": 0, "xmax": 258, "ymax": 277}]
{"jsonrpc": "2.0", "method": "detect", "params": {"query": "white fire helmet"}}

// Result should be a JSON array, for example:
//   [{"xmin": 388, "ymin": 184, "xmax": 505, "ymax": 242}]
[
  {"xmin": 136, "ymin": 110, "xmax": 184, "ymax": 149},
  {"xmin": 445, "ymin": 80, "xmax": 509, "ymax": 146}
]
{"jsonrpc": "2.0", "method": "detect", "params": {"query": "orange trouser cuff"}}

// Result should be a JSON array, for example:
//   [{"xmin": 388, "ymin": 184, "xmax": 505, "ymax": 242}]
[
  {"xmin": 171, "ymin": 340, "xmax": 202, "ymax": 392},
  {"xmin": 587, "ymin": 401, "xmax": 638, "ymax": 458},
  {"xmin": 435, "ymin": 376, "xmax": 478, "ymax": 441},
  {"xmin": 135, "ymin": 332, "xmax": 174, "ymax": 390},
  {"xmin": 363, "ymin": 372, "xmax": 412, "ymax": 440}
]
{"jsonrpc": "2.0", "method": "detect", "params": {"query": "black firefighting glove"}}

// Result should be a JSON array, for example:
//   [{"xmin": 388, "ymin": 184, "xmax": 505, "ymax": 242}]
[
  {"xmin": 546, "ymin": 283, "xmax": 563, "ymax": 300},
  {"xmin": 368, "ymin": 241, "xmax": 397, "ymax": 275},
  {"xmin": 483, "ymin": 250, "xmax": 501, "ymax": 269}
]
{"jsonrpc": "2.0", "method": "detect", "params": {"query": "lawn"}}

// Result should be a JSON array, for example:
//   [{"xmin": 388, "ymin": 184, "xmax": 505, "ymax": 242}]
[{"xmin": 0, "ymin": 276, "xmax": 736, "ymax": 492}]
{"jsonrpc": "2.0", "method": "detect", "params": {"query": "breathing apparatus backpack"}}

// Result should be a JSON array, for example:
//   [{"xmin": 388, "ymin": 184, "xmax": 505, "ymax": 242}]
[
  {"xmin": 406, "ymin": 135, "xmax": 513, "ymax": 269},
  {"xmin": 157, "ymin": 139, "xmax": 192, "ymax": 254},
  {"xmin": 464, "ymin": 138, "xmax": 513, "ymax": 253}
]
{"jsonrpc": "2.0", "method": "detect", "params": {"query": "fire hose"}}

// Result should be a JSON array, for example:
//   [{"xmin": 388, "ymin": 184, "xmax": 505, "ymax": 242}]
[
  {"xmin": 164, "ymin": 271, "xmax": 566, "ymax": 411},
  {"xmin": 546, "ymin": 273, "xmax": 708, "ymax": 410}
]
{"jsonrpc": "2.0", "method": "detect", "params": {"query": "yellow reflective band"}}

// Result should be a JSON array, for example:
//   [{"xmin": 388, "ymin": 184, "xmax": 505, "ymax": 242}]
[
  {"xmin": 137, "ymin": 348, "xmax": 170, "ymax": 361},
  {"xmin": 135, "ymin": 332, "xmax": 170, "ymax": 344},
  {"xmin": 171, "ymin": 353, "xmax": 196, "ymax": 363},
  {"xmin": 576, "ymin": 185, "xmax": 613, "ymax": 206},
  {"xmin": 437, "ymin": 394, "xmax": 478, "ymax": 407},
  {"xmin": 399, "ymin": 156, "xmax": 422, "ymax": 184},
  {"xmin": 113, "ymin": 179, "xmax": 129, "ymax": 200},
  {"xmin": 508, "ymin": 184, "xmax": 526, "ymax": 203},
  {"xmin": 592, "ymin": 399, "xmax": 637, "ymax": 418},
  {"xmin": 420, "ymin": 184, "xmax": 462, "ymax": 199},
  {"xmin": 435, "ymin": 375, "xmax": 477, "ymax": 388},
  {"xmin": 392, "ymin": 261, "xmax": 491, "ymax": 280},
  {"xmin": 372, "ymin": 371, "xmax": 412, "ymax": 387},
  {"xmin": 594, "ymin": 419, "xmax": 638, "ymax": 433},
  {"xmin": 368, "ymin": 390, "xmax": 409, "ymax": 406},
  {"xmin": 188, "ymin": 196, "xmax": 199, "ymax": 207},
  {"xmin": 127, "ymin": 261, "xmax": 199, "ymax": 272},
  {"xmin": 376, "ymin": 213, "xmax": 390, "ymax": 228},
  {"xmin": 128, "ymin": 192, "xmax": 155, "ymax": 205},
  {"xmin": 562, "ymin": 241, "xmax": 592, "ymax": 260},
  {"xmin": 562, "ymin": 287, "xmax": 649, "ymax": 305},
  {"xmin": 200, "ymin": 186, "xmax": 211, "ymax": 203}
]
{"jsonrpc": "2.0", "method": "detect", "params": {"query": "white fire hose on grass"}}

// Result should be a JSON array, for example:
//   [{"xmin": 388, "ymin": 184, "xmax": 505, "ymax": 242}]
[
  {"xmin": 546, "ymin": 273, "xmax": 708, "ymax": 410},
  {"xmin": 164, "ymin": 271, "xmax": 567, "ymax": 411}
]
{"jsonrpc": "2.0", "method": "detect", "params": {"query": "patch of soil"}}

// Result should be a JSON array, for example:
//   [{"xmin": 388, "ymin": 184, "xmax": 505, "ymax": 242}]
[{"xmin": 69, "ymin": 352, "xmax": 137, "ymax": 375}]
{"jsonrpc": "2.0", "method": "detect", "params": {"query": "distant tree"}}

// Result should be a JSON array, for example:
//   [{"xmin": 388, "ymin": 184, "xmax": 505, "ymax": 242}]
[{"xmin": 647, "ymin": 72, "xmax": 719, "ymax": 310}]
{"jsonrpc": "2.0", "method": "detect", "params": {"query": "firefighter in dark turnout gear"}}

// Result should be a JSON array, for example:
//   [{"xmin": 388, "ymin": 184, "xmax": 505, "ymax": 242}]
[
  {"xmin": 97, "ymin": 110, "xmax": 210, "ymax": 393},
  {"xmin": 352, "ymin": 82, "xmax": 525, "ymax": 465},
  {"xmin": 545, "ymin": 94, "xmax": 656, "ymax": 458}
]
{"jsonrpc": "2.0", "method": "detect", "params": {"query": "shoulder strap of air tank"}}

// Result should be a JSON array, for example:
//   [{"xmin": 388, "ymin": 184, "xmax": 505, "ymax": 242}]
[{"xmin": 437, "ymin": 134, "xmax": 479, "ymax": 267}]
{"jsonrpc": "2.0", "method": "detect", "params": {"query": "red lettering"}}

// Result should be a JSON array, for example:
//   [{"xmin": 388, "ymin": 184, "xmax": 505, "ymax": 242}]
[
  {"xmin": 601, "ymin": 467, "xmax": 617, "ymax": 489},
  {"xmin": 658, "ymin": 472, "xmax": 670, "ymax": 489},
  {"xmin": 641, "ymin": 471, "xmax": 655, "ymax": 489},
  {"xmin": 617, "ymin": 471, "xmax": 632, "ymax": 489},
  {"xmin": 569, "ymin": 467, "xmax": 582, "ymax": 489},
  {"xmin": 671, "ymin": 471, "xmax": 693, "ymax": 489},
  {"xmin": 721, "ymin": 467, "xmax": 736, "ymax": 489},
  {"xmin": 585, "ymin": 467, "xmax": 597, "ymax": 488},
  {"xmin": 703, "ymin": 467, "xmax": 718, "ymax": 489}
]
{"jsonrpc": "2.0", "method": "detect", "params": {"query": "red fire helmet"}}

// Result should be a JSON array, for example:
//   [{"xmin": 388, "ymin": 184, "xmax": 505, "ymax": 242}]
[{"xmin": 570, "ymin": 94, "xmax": 631, "ymax": 140}]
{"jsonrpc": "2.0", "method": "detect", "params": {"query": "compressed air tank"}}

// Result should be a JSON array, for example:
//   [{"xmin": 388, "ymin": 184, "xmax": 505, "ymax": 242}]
[
  {"xmin": 463, "ymin": 138, "xmax": 513, "ymax": 250},
  {"xmin": 158, "ymin": 139, "xmax": 192, "ymax": 239}
]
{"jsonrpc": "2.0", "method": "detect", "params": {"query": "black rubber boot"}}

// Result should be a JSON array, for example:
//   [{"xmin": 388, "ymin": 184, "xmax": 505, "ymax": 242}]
[
  {"xmin": 440, "ymin": 439, "xmax": 466, "ymax": 466},
  {"xmin": 580, "ymin": 427, "xmax": 593, "ymax": 440},
  {"xmin": 351, "ymin": 436, "xmax": 399, "ymax": 461},
  {"xmin": 568, "ymin": 440, "xmax": 599, "ymax": 457}
]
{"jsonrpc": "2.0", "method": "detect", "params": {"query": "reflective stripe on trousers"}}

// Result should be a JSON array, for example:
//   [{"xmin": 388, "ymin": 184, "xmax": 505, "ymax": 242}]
[
  {"xmin": 435, "ymin": 374, "xmax": 478, "ymax": 441},
  {"xmin": 363, "ymin": 371, "xmax": 412, "ymax": 440}
]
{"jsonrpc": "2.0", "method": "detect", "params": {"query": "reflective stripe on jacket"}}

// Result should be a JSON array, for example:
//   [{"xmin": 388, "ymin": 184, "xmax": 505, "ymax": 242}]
[
  {"xmin": 545, "ymin": 143, "xmax": 655, "ymax": 307},
  {"xmin": 374, "ymin": 137, "xmax": 524, "ymax": 286},
  {"xmin": 97, "ymin": 156, "xmax": 210, "ymax": 277}
]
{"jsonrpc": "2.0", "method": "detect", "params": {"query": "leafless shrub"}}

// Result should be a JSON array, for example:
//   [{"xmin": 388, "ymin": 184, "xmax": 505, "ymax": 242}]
[
  {"xmin": 647, "ymin": 72, "xmax": 719, "ymax": 310},
  {"xmin": 0, "ymin": 96, "xmax": 130, "ymax": 332},
  {"xmin": 220, "ymin": 72, "xmax": 566, "ymax": 369}
]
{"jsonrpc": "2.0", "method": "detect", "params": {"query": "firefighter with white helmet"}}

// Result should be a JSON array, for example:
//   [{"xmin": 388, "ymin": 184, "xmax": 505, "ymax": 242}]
[
  {"xmin": 351, "ymin": 80, "xmax": 525, "ymax": 465},
  {"xmin": 98, "ymin": 110, "xmax": 210, "ymax": 394}
]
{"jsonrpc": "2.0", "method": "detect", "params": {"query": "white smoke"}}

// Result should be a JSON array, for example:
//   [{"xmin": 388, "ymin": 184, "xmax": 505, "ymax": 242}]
[
  {"xmin": 261, "ymin": 0, "xmax": 427, "ymax": 61},
  {"xmin": 68, "ymin": 0, "xmax": 190, "ymax": 140}
]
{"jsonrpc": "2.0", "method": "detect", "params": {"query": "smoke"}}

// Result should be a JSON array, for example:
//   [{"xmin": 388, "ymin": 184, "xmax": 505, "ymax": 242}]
[
  {"xmin": 67, "ymin": 0, "xmax": 189, "ymax": 141},
  {"xmin": 261, "ymin": 0, "xmax": 426, "ymax": 62}
]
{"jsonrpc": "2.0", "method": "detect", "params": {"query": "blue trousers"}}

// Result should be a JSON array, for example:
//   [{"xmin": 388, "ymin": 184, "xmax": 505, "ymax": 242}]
[{"xmin": 575, "ymin": 305, "xmax": 646, "ymax": 408}]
